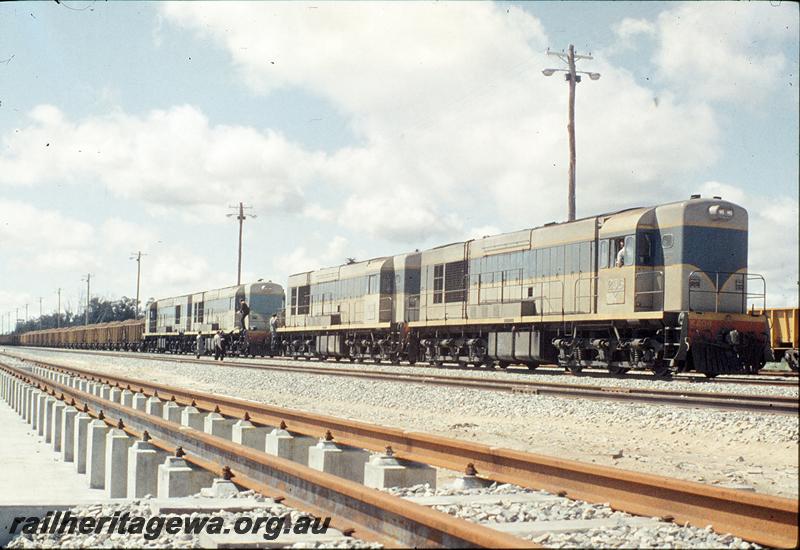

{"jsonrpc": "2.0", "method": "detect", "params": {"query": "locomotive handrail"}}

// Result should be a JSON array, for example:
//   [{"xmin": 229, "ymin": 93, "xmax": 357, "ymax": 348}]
[
  {"xmin": 687, "ymin": 270, "xmax": 766, "ymax": 313},
  {"xmin": 573, "ymin": 274, "xmax": 597, "ymax": 314},
  {"xmin": 474, "ymin": 268, "xmax": 523, "ymax": 306},
  {"xmin": 529, "ymin": 279, "xmax": 564, "ymax": 317}
]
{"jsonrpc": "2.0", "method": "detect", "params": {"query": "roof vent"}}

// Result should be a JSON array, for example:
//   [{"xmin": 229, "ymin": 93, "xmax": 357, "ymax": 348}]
[
  {"xmin": 712, "ymin": 196, "xmax": 721, "ymax": 199},
  {"xmin": 690, "ymin": 194, "xmax": 701, "ymax": 199}
]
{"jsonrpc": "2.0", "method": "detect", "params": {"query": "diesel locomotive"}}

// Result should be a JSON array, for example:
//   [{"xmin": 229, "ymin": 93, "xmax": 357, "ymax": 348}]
[
  {"xmin": 279, "ymin": 195, "xmax": 771, "ymax": 377},
  {"xmin": 142, "ymin": 281, "xmax": 284, "ymax": 353},
  {"xmin": 15, "ymin": 195, "xmax": 775, "ymax": 377}
]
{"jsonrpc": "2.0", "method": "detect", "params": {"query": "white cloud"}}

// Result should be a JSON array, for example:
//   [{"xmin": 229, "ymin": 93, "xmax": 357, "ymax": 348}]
[
  {"xmin": 158, "ymin": 1, "xmax": 724, "ymax": 241},
  {"xmin": 0, "ymin": 198, "xmax": 94, "ymax": 252},
  {"xmin": 100, "ymin": 218, "xmax": 158, "ymax": 253},
  {"xmin": 301, "ymin": 204, "xmax": 335, "ymax": 223},
  {"xmin": 0, "ymin": 4, "xmax": 728, "ymax": 246},
  {"xmin": 274, "ymin": 235, "xmax": 351, "ymax": 277},
  {"xmin": 653, "ymin": 2, "xmax": 797, "ymax": 102},
  {"xmin": 611, "ymin": 17, "xmax": 656, "ymax": 52},
  {"xmin": 0, "ymin": 104, "xmax": 322, "ymax": 218}
]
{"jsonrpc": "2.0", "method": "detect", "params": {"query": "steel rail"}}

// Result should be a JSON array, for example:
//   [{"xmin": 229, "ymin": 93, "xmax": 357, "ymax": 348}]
[
  {"xmin": 4, "ymin": 349, "xmax": 794, "ymax": 414},
  {"xmin": 10, "ymin": 345, "xmax": 799, "ymax": 387},
  {"xmin": 5, "ymin": 354, "xmax": 797, "ymax": 548},
  {"xmin": 0, "ymin": 361, "xmax": 531, "ymax": 549}
]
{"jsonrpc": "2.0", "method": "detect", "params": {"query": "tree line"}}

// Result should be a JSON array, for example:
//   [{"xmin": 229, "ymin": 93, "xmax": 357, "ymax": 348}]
[{"xmin": 12, "ymin": 296, "xmax": 152, "ymax": 333}]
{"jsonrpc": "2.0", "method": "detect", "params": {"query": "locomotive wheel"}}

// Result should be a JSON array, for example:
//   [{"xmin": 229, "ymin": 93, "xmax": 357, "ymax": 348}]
[{"xmin": 498, "ymin": 361, "xmax": 509, "ymax": 369}]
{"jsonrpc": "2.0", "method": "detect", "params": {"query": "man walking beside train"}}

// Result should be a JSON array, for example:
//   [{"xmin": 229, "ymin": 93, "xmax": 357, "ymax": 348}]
[
  {"xmin": 213, "ymin": 330, "xmax": 225, "ymax": 361},
  {"xmin": 196, "ymin": 331, "xmax": 205, "ymax": 359}
]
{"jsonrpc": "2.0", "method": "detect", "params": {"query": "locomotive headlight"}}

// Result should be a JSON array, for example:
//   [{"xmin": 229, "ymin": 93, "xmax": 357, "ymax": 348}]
[{"xmin": 708, "ymin": 205, "xmax": 734, "ymax": 220}]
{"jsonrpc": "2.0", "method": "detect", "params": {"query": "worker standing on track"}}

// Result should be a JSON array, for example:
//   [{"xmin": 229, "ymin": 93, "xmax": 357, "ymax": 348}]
[
  {"xmin": 213, "ymin": 330, "xmax": 225, "ymax": 361},
  {"xmin": 269, "ymin": 313, "xmax": 278, "ymax": 352},
  {"xmin": 196, "ymin": 331, "xmax": 205, "ymax": 359},
  {"xmin": 239, "ymin": 299, "xmax": 250, "ymax": 332}
]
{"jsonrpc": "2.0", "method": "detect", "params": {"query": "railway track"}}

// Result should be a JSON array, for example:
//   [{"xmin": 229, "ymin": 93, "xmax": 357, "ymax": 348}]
[
  {"xmin": 8, "ymin": 345, "xmax": 799, "ymax": 387},
  {"xmin": 3, "ymin": 349, "xmax": 797, "ymax": 415},
  {"xmin": 0, "ymin": 360, "xmax": 528, "ymax": 548},
  {"xmin": 1, "ymin": 356, "xmax": 796, "ymax": 548}
]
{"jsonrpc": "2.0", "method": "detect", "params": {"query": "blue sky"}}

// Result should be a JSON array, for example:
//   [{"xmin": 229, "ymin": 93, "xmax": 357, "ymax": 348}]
[{"xmin": 0, "ymin": 1, "xmax": 797, "ymax": 328}]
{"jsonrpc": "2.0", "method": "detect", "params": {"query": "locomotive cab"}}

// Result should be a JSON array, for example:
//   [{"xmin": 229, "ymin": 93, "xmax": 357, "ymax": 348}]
[{"xmin": 595, "ymin": 208, "xmax": 663, "ymax": 316}]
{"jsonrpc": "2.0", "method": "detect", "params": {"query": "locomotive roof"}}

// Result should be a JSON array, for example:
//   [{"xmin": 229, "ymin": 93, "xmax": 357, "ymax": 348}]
[{"xmin": 288, "ymin": 195, "xmax": 743, "ymax": 278}]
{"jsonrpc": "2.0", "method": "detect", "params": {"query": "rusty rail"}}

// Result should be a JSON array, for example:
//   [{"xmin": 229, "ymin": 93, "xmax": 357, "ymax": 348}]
[
  {"xmin": 4, "ymin": 353, "xmax": 797, "ymax": 548},
  {"xmin": 0, "ymin": 361, "xmax": 530, "ymax": 549}
]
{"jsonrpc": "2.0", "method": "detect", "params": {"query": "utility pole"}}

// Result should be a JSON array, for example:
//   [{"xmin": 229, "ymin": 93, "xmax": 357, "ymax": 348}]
[
  {"xmin": 543, "ymin": 45, "xmax": 600, "ymax": 222},
  {"xmin": 25, "ymin": 303, "xmax": 28, "ymax": 326},
  {"xmin": 82, "ymin": 274, "xmax": 92, "ymax": 326},
  {"xmin": 56, "ymin": 288, "xmax": 62, "ymax": 328},
  {"xmin": 39, "ymin": 297, "xmax": 43, "ymax": 329},
  {"xmin": 15, "ymin": 307, "xmax": 18, "ymax": 333},
  {"xmin": 227, "ymin": 202, "xmax": 256, "ymax": 285},
  {"xmin": 130, "ymin": 252, "xmax": 147, "ymax": 319}
]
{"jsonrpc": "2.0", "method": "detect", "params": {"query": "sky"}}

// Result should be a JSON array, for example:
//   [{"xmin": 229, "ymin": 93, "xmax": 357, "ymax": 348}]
[{"xmin": 0, "ymin": 1, "xmax": 798, "ymax": 330}]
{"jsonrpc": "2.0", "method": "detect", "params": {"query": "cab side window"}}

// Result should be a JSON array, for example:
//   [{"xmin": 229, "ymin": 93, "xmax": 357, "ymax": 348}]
[
  {"xmin": 623, "ymin": 235, "xmax": 635, "ymax": 266},
  {"xmin": 599, "ymin": 240, "xmax": 609, "ymax": 269}
]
